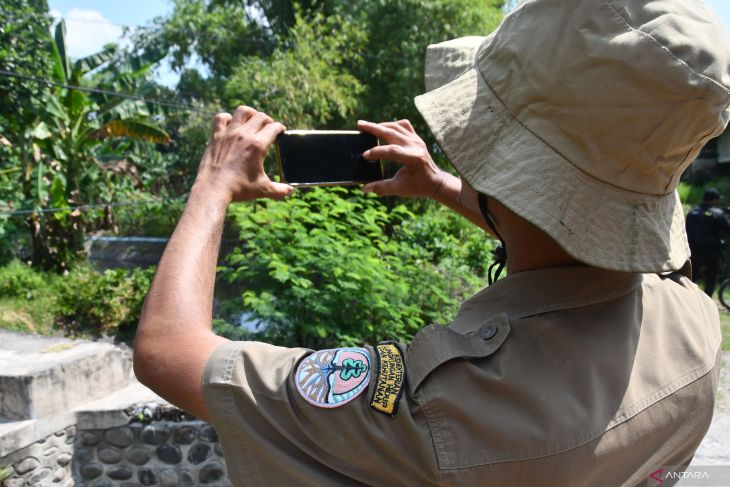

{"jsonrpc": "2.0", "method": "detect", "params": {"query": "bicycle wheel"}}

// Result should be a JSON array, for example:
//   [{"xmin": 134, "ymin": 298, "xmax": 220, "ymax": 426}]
[{"xmin": 718, "ymin": 278, "xmax": 730, "ymax": 311}]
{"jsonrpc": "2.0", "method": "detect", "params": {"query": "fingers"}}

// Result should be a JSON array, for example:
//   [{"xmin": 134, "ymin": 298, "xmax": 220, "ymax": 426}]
[
  {"xmin": 381, "ymin": 121, "xmax": 410, "ymax": 136},
  {"xmin": 396, "ymin": 119, "xmax": 415, "ymax": 133},
  {"xmin": 363, "ymin": 144, "xmax": 417, "ymax": 165},
  {"xmin": 357, "ymin": 120, "xmax": 403, "ymax": 142},
  {"xmin": 230, "ymin": 105, "xmax": 256, "ymax": 128},
  {"xmin": 212, "ymin": 113, "xmax": 232, "ymax": 138},
  {"xmin": 244, "ymin": 111, "xmax": 274, "ymax": 132},
  {"xmin": 256, "ymin": 121, "xmax": 287, "ymax": 147}
]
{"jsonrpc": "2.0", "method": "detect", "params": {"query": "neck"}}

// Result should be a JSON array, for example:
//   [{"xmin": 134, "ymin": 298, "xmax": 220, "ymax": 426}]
[
  {"xmin": 505, "ymin": 237, "xmax": 580, "ymax": 274},
  {"xmin": 489, "ymin": 199, "xmax": 581, "ymax": 275}
]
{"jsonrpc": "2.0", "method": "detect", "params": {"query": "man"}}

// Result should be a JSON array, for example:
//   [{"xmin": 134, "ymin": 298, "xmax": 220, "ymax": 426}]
[
  {"xmin": 686, "ymin": 188, "xmax": 730, "ymax": 296},
  {"xmin": 134, "ymin": 0, "xmax": 729, "ymax": 485}
]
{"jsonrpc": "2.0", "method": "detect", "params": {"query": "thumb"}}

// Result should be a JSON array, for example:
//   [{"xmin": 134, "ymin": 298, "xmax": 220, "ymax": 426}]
[
  {"xmin": 363, "ymin": 179, "xmax": 399, "ymax": 196},
  {"xmin": 262, "ymin": 181, "xmax": 295, "ymax": 200}
]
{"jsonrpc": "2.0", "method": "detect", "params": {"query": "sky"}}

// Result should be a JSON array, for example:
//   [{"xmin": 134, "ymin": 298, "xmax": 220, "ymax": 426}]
[{"xmin": 47, "ymin": 0, "xmax": 730, "ymax": 88}]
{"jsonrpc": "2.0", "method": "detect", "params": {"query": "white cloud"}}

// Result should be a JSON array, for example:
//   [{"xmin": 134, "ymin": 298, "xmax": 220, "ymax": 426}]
[{"xmin": 53, "ymin": 9, "xmax": 124, "ymax": 60}]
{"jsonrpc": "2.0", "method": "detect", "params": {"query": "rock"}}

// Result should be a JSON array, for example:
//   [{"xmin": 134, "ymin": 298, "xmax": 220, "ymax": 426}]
[
  {"xmin": 82, "ymin": 432, "xmax": 100, "ymax": 446},
  {"xmin": 188, "ymin": 443, "xmax": 211, "ymax": 464},
  {"xmin": 57, "ymin": 452, "xmax": 73, "ymax": 466},
  {"xmin": 53, "ymin": 467, "xmax": 68, "ymax": 482},
  {"xmin": 160, "ymin": 468, "xmax": 179, "ymax": 487},
  {"xmin": 65, "ymin": 425, "xmax": 77, "ymax": 438},
  {"xmin": 104, "ymin": 427, "xmax": 135, "ymax": 448},
  {"xmin": 141, "ymin": 424, "xmax": 171, "ymax": 445},
  {"xmin": 199, "ymin": 462, "xmax": 226, "ymax": 484},
  {"xmin": 14, "ymin": 457, "xmax": 40, "ymax": 474},
  {"xmin": 54, "ymin": 429, "xmax": 65, "ymax": 437},
  {"xmin": 128, "ymin": 447, "xmax": 152, "ymax": 465},
  {"xmin": 93, "ymin": 480, "xmax": 113, "ymax": 487},
  {"xmin": 173, "ymin": 426, "xmax": 196, "ymax": 444},
  {"xmin": 80, "ymin": 463, "xmax": 103, "ymax": 480},
  {"xmin": 179, "ymin": 469, "xmax": 195, "ymax": 487},
  {"xmin": 198, "ymin": 426, "xmax": 218, "ymax": 442},
  {"xmin": 139, "ymin": 467, "xmax": 157, "ymax": 485},
  {"xmin": 75, "ymin": 448, "xmax": 92, "ymax": 463},
  {"xmin": 156, "ymin": 444, "xmax": 182, "ymax": 464},
  {"xmin": 4, "ymin": 478, "xmax": 25, "ymax": 487},
  {"xmin": 43, "ymin": 446, "xmax": 59, "ymax": 457},
  {"xmin": 98, "ymin": 447, "xmax": 122, "ymax": 464},
  {"xmin": 60, "ymin": 478, "xmax": 75, "ymax": 487},
  {"xmin": 27, "ymin": 467, "xmax": 51, "ymax": 485},
  {"xmin": 108, "ymin": 465, "xmax": 134, "ymax": 480},
  {"xmin": 214, "ymin": 443, "xmax": 224, "ymax": 457}
]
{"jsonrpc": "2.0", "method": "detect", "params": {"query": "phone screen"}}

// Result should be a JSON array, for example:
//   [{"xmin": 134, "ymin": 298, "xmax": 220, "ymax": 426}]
[{"xmin": 275, "ymin": 130, "xmax": 382, "ymax": 186}]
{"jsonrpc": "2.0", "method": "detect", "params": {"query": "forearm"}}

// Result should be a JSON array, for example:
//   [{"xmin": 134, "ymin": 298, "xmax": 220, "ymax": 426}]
[
  {"xmin": 432, "ymin": 171, "xmax": 494, "ymax": 235},
  {"xmin": 138, "ymin": 184, "xmax": 228, "ymax": 337}
]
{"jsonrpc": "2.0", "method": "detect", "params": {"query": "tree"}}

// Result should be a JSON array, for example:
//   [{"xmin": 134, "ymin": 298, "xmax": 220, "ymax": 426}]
[
  {"xmin": 224, "ymin": 9, "xmax": 366, "ymax": 129},
  {"xmin": 353, "ymin": 0, "xmax": 504, "ymax": 133},
  {"xmin": 3, "ymin": 19, "xmax": 171, "ymax": 270},
  {"xmin": 0, "ymin": 0, "xmax": 54, "ymax": 264}
]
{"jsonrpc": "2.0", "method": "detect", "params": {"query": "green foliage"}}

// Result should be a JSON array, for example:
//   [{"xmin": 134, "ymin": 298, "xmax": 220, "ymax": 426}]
[
  {"xmin": 0, "ymin": 260, "xmax": 49, "ymax": 299},
  {"xmin": 54, "ymin": 266, "xmax": 154, "ymax": 339},
  {"xmin": 0, "ymin": 0, "xmax": 53, "ymax": 126},
  {"xmin": 0, "ymin": 0, "xmax": 54, "ymax": 264},
  {"xmin": 221, "ymin": 188, "xmax": 493, "ymax": 348},
  {"xmin": 1, "ymin": 18, "xmax": 173, "ymax": 271},
  {"xmin": 0, "ymin": 261, "xmax": 154, "ymax": 339},
  {"xmin": 225, "ymin": 9, "xmax": 366, "ymax": 129},
  {"xmin": 0, "ymin": 465, "xmax": 12, "ymax": 482},
  {"xmin": 679, "ymin": 179, "xmax": 730, "ymax": 209},
  {"xmin": 156, "ymin": 0, "xmax": 271, "ymax": 81},
  {"xmin": 0, "ymin": 260, "xmax": 59, "ymax": 334},
  {"xmin": 353, "ymin": 0, "xmax": 504, "ymax": 132}
]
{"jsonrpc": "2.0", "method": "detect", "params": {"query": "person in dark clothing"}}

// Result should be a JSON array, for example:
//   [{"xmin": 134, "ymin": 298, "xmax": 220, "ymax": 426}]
[{"xmin": 686, "ymin": 188, "xmax": 730, "ymax": 296}]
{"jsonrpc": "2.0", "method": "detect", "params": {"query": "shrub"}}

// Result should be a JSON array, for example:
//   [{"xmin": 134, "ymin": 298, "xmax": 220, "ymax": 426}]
[
  {"xmin": 55, "ymin": 266, "xmax": 154, "ymax": 340},
  {"xmin": 220, "ymin": 187, "xmax": 494, "ymax": 349},
  {"xmin": 0, "ymin": 259, "xmax": 50, "ymax": 299}
]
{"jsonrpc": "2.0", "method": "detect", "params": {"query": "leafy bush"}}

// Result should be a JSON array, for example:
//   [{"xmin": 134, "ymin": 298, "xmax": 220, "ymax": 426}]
[
  {"xmin": 0, "ymin": 260, "xmax": 51, "ymax": 299},
  {"xmin": 220, "ymin": 188, "xmax": 494, "ymax": 349},
  {"xmin": 54, "ymin": 266, "xmax": 154, "ymax": 340}
]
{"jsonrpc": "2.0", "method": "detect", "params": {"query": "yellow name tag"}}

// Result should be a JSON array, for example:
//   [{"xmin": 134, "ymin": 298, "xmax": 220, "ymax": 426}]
[{"xmin": 370, "ymin": 342, "xmax": 405, "ymax": 416}]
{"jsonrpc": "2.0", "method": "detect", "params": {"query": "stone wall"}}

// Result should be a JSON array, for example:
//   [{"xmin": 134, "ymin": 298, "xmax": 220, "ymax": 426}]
[
  {"xmin": 0, "ymin": 425, "xmax": 76, "ymax": 486},
  {"xmin": 0, "ymin": 420, "xmax": 229, "ymax": 486}
]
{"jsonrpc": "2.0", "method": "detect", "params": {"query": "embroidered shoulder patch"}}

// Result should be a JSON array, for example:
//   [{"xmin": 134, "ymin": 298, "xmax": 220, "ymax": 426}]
[
  {"xmin": 295, "ymin": 347, "xmax": 371, "ymax": 408},
  {"xmin": 370, "ymin": 342, "xmax": 405, "ymax": 416}
]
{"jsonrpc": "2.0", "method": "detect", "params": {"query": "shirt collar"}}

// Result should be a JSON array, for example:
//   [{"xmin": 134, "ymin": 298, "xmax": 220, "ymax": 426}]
[{"xmin": 450, "ymin": 265, "xmax": 643, "ymax": 333}]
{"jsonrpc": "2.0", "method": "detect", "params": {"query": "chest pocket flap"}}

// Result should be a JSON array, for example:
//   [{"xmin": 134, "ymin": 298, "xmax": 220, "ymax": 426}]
[{"xmin": 406, "ymin": 314, "xmax": 510, "ymax": 394}]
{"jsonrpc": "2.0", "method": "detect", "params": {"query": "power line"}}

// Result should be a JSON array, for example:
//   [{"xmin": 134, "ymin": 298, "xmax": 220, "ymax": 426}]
[
  {"xmin": 0, "ymin": 197, "xmax": 186, "ymax": 218},
  {"xmin": 0, "ymin": 69, "xmax": 218, "ymax": 116}
]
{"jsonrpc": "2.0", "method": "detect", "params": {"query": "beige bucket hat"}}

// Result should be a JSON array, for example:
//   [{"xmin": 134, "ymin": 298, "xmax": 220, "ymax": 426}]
[{"xmin": 415, "ymin": 0, "xmax": 730, "ymax": 272}]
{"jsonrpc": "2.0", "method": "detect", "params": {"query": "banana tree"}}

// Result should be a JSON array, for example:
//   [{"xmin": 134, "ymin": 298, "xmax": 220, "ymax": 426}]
[{"xmin": 25, "ymin": 20, "xmax": 171, "ymax": 271}]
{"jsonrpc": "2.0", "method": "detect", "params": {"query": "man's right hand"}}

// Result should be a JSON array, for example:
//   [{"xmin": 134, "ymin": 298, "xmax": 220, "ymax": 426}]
[{"xmin": 357, "ymin": 119, "xmax": 444, "ymax": 199}]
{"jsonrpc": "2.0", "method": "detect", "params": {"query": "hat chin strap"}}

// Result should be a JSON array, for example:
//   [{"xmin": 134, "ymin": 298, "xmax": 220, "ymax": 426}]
[{"xmin": 477, "ymin": 193, "xmax": 507, "ymax": 285}]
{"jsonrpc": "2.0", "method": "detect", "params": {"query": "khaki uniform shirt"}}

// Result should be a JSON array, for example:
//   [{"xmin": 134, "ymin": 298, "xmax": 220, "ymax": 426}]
[{"xmin": 202, "ymin": 265, "xmax": 722, "ymax": 486}]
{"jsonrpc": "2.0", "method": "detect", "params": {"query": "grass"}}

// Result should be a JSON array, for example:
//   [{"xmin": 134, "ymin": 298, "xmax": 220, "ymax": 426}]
[
  {"xmin": 0, "ymin": 294, "xmax": 58, "ymax": 336},
  {"xmin": 0, "ymin": 260, "xmax": 60, "ymax": 336}
]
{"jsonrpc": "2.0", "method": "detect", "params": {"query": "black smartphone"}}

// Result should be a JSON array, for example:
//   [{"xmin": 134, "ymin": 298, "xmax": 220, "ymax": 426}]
[{"xmin": 275, "ymin": 130, "xmax": 383, "ymax": 187}]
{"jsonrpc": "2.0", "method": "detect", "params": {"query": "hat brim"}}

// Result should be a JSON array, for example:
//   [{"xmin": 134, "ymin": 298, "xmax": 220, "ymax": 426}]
[{"xmin": 415, "ymin": 65, "xmax": 689, "ymax": 272}]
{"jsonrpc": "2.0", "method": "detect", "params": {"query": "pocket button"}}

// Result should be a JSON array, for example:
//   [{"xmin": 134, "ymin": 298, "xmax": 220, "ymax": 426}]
[{"xmin": 480, "ymin": 324, "xmax": 498, "ymax": 340}]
